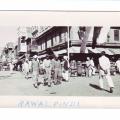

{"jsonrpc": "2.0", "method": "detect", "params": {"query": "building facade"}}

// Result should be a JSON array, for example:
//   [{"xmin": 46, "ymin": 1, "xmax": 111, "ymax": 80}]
[
  {"xmin": 17, "ymin": 26, "xmax": 68, "ymax": 60},
  {"xmin": 69, "ymin": 26, "xmax": 120, "ymax": 61}
]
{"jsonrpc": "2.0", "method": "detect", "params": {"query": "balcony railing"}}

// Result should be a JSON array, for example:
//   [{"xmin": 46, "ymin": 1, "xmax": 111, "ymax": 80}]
[{"xmin": 32, "ymin": 26, "xmax": 54, "ymax": 38}]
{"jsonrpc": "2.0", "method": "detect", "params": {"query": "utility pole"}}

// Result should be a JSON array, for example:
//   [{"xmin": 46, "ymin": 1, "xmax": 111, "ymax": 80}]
[{"xmin": 92, "ymin": 27, "xmax": 102, "ymax": 49}]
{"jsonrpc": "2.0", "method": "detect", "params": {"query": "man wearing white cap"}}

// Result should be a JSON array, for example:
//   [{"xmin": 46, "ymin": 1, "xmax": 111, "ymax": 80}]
[
  {"xmin": 32, "ymin": 55, "xmax": 40, "ymax": 88},
  {"xmin": 54, "ymin": 54, "xmax": 62, "ymax": 84},
  {"xmin": 99, "ymin": 51, "xmax": 114, "ymax": 93}
]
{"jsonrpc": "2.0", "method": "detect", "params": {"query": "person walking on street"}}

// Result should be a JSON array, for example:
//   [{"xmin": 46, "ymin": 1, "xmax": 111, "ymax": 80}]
[
  {"xmin": 86, "ymin": 57, "xmax": 96, "ymax": 77},
  {"xmin": 43, "ymin": 55, "xmax": 52, "ymax": 87},
  {"xmin": 54, "ymin": 55, "xmax": 62, "ymax": 85},
  {"xmin": 90, "ymin": 57, "xmax": 96, "ymax": 76},
  {"xmin": 86, "ymin": 57, "xmax": 91, "ymax": 77},
  {"xmin": 98, "ymin": 51, "xmax": 114, "ymax": 93},
  {"xmin": 51, "ymin": 56, "xmax": 56, "ymax": 83},
  {"xmin": 28, "ymin": 59, "xmax": 32, "ymax": 74},
  {"xmin": 9, "ymin": 62, "xmax": 14, "ymax": 74},
  {"xmin": 32, "ymin": 55, "xmax": 40, "ymax": 88},
  {"xmin": 62, "ymin": 56, "xmax": 69, "ymax": 82},
  {"xmin": 23, "ymin": 59, "xmax": 29, "ymax": 79}
]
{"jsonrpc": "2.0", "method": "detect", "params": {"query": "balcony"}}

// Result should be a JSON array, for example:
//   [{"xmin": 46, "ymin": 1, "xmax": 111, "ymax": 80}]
[{"xmin": 32, "ymin": 26, "xmax": 54, "ymax": 38}]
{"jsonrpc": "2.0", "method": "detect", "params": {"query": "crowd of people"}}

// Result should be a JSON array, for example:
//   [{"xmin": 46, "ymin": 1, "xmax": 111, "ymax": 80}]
[
  {"xmin": 22, "ymin": 54, "xmax": 69, "ymax": 88},
  {"xmin": 2, "ymin": 50, "xmax": 120, "ymax": 94}
]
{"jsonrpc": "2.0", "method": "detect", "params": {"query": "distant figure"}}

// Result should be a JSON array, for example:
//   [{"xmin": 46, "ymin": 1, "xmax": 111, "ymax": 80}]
[
  {"xmin": 54, "ymin": 55, "xmax": 62, "ymax": 84},
  {"xmin": 70, "ymin": 60, "xmax": 77, "ymax": 76},
  {"xmin": 28, "ymin": 59, "xmax": 32, "ymax": 74},
  {"xmin": 9, "ymin": 62, "xmax": 14, "ymax": 73},
  {"xmin": 39, "ymin": 58, "xmax": 44, "ymax": 75},
  {"xmin": 98, "ymin": 51, "xmax": 114, "ymax": 93},
  {"xmin": 51, "ymin": 56, "xmax": 56, "ymax": 83},
  {"xmin": 86, "ymin": 57, "xmax": 96, "ymax": 77},
  {"xmin": 115, "ymin": 58, "xmax": 120, "ymax": 73},
  {"xmin": 62, "ymin": 56, "xmax": 69, "ymax": 81},
  {"xmin": 17, "ymin": 65, "xmax": 20, "ymax": 71},
  {"xmin": 23, "ymin": 59, "xmax": 29, "ymax": 79},
  {"xmin": 32, "ymin": 55, "xmax": 40, "ymax": 88}
]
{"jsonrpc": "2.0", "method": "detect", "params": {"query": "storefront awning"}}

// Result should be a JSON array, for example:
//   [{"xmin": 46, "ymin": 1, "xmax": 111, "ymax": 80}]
[
  {"xmin": 70, "ymin": 47, "xmax": 88, "ymax": 53},
  {"xmin": 19, "ymin": 54, "xmax": 25, "ymax": 60},
  {"xmin": 108, "ymin": 48, "xmax": 120, "ymax": 55},
  {"xmin": 54, "ymin": 49, "xmax": 67, "ymax": 56},
  {"xmin": 38, "ymin": 54, "xmax": 47, "ymax": 59},
  {"xmin": 87, "ymin": 47, "xmax": 99, "ymax": 53},
  {"xmin": 97, "ymin": 48, "xmax": 113, "ymax": 55},
  {"xmin": 69, "ymin": 46, "xmax": 113, "ymax": 55}
]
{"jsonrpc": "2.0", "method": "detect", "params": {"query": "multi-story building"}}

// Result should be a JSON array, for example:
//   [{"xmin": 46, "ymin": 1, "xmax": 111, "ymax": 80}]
[
  {"xmin": 26, "ymin": 26, "xmax": 68, "ymax": 59},
  {"xmin": 16, "ymin": 26, "xmax": 68, "ymax": 60},
  {"xmin": 17, "ymin": 36, "xmax": 27, "ymax": 60},
  {"xmin": 69, "ymin": 26, "xmax": 120, "ymax": 61},
  {"xmin": 17, "ymin": 27, "xmax": 32, "ymax": 60}
]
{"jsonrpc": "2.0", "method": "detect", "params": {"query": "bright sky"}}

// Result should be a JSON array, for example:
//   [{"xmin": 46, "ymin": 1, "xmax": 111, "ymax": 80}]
[{"xmin": 0, "ymin": 26, "xmax": 18, "ymax": 54}]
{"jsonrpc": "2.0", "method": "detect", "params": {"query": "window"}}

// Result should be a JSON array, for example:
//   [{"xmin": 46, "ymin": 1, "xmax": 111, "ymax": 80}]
[
  {"xmin": 51, "ymin": 35, "xmax": 53, "ymax": 47},
  {"xmin": 41, "ymin": 41, "xmax": 42, "ymax": 50},
  {"xmin": 42, "ymin": 40, "xmax": 45, "ymax": 50},
  {"xmin": 53, "ymin": 31, "xmax": 57, "ymax": 46},
  {"xmin": 59, "ymin": 31, "xmax": 62, "ymax": 43},
  {"xmin": 45, "ymin": 38, "xmax": 47, "ymax": 49},
  {"xmin": 56, "ymin": 32, "xmax": 59, "ymax": 45},
  {"xmin": 47, "ymin": 36, "xmax": 51, "ymax": 48},
  {"xmin": 114, "ymin": 30, "xmax": 119, "ymax": 41}
]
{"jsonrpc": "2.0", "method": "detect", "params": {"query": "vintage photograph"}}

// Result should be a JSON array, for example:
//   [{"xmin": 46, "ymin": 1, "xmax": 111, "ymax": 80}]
[
  {"xmin": 1, "ymin": 25, "xmax": 120, "ymax": 97},
  {"xmin": 69, "ymin": 26, "xmax": 120, "ymax": 96},
  {"xmin": 0, "ymin": 26, "xmax": 69, "ymax": 95}
]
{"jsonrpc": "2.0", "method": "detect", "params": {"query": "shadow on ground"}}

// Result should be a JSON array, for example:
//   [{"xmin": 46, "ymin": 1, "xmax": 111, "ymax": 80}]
[{"xmin": 89, "ymin": 83, "xmax": 110, "ymax": 93}]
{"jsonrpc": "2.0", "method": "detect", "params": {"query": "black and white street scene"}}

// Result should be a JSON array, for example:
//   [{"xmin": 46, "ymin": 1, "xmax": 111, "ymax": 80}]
[
  {"xmin": 69, "ymin": 26, "xmax": 120, "ymax": 96},
  {"xmin": 1, "ymin": 26, "xmax": 120, "ymax": 96},
  {"xmin": 0, "ymin": 26, "xmax": 69, "ymax": 95}
]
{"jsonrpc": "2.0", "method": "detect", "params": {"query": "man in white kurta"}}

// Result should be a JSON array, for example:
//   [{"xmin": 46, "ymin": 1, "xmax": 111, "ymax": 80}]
[
  {"xmin": 99, "ymin": 51, "xmax": 114, "ymax": 93},
  {"xmin": 32, "ymin": 55, "xmax": 40, "ymax": 88},
  {"xmin": 43, "ymin": 56, "xmax": 52, "ymax": 87},
  {"xmin": 62, "ymin": 56, "xmax": 69, "ymax": 81}
]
